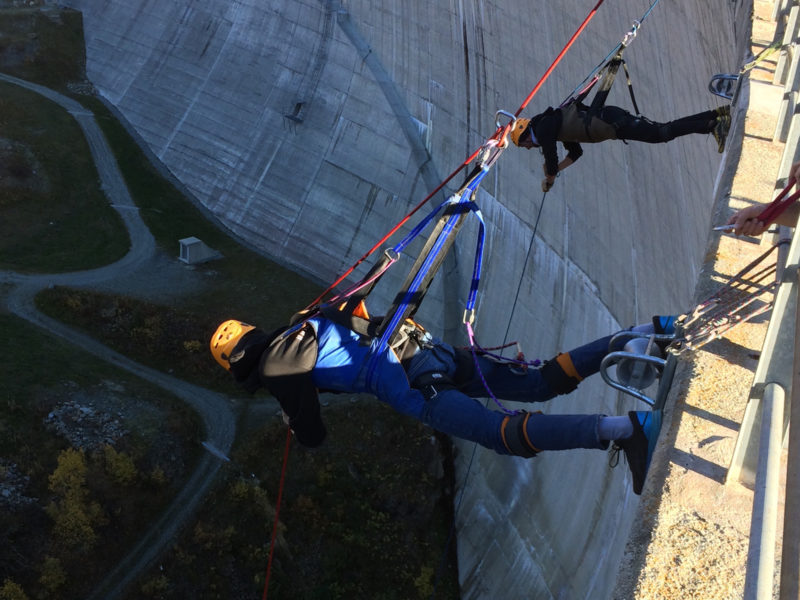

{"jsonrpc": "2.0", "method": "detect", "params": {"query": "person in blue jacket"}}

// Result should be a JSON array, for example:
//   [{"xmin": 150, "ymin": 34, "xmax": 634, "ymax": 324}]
[{"xmin": 210, "ymin": 312, "xmax": 675, "ymax": 495}]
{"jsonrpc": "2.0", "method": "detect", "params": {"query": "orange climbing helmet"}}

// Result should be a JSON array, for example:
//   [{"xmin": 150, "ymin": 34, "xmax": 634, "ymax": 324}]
[
  {"xmin": 509, "ymin": 118, "xmax": 531, "ymax": 146},
  {"xmin": 210, "ymin": 319, "xmax": 256, "ymax": 370}
]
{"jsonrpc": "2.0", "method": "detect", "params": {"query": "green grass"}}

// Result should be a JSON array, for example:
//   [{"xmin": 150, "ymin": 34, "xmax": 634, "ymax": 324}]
[
  {"xmin": 0, "ymin": 81, "xmax": 129, "ymax": 272},
  {"xmin": 73, "ymin": 94, "xmax": 325, "ymax": 324},
  {"xmin": 0, "ymin": 8, "xmax": 86, "ymax": 90},
  {"xmin": 35, "ymin": 286, "xmax": 240, "ymax": 394}
]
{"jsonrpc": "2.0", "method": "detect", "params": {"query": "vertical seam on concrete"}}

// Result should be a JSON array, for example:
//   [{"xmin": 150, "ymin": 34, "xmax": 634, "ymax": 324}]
[
  {"xmin": 328, "ymin": 0, "xmax": 443, "ymax": 198},
  {"xmin": 329, "ymin": 0, "xmax": 468, "ymax": 339}
]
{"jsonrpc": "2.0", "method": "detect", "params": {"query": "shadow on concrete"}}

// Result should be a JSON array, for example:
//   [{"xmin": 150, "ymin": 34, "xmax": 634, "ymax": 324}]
[
  {"xmin": 682, "ymin": 401, "xmax": 741, "ymax": 432},
  {"xmin": 670, "ymin": 447, "xmax": 729, "ymax": 484},
  {"xmin": 745, "ymin": 133, "xmax": 779, "ymax": 143},
  {"xmin": 700, "ymin": 335, "xmax": 765, "ymax": 370},
  {"xmin": 615, "ymin": 59, "xmax": 752, "ymax": 597}
]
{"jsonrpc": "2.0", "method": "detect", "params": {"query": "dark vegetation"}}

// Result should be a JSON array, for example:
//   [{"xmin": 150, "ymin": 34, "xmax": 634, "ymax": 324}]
[
  {"xmin": 0, "ymin": 6, "xmax": 85, "ymax": 89},
  {"xmin": 131, "ymin": 402, "xmax": 457, "ymax": 600},
  {"xmin": 0, "ymin": 5, "xmax": 460, "ymax": 599},
  {"xmin": 0, "ymin": 314, "xmax": 203, "ymax": 600},
  {"xmin": 0, "ymin": 81, "xmax": 129, "ymax": 273}
]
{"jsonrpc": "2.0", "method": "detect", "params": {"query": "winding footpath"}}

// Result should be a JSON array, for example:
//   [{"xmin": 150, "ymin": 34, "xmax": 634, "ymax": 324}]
[{"xmin": 0, "ymin": 72, "xmax": 237, "ymax": 599}]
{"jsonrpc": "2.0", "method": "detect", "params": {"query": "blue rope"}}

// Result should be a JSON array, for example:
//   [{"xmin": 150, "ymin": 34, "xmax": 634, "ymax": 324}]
[{"xmin": 562, "ymin": 0, "xmax": 663, "ymax": 105}]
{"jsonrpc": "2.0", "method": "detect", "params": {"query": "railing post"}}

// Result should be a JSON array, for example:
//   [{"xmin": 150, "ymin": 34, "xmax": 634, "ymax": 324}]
[
  {"xmin": 774, "ymin": 5, "xmax": 799, "ymax": 85},
  {"xmin": 744, "ymin": 383, "xmax": 785, "ymax": 600},
  {"xmin": 728, "ymin": 220, "xmax": 799, "ymax": 486},
  {"xmin": 778, "ymin": 267, "xmax": 800, "ymax": 600}
]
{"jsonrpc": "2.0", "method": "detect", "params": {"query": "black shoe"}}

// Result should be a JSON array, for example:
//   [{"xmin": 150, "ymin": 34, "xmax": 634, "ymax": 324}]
[
  {"xmin": 712, "ymin": 107, "xmax": 731, "ymax": 153},
  {"xmin": 610, "ymin": 410, "xmax": 662, "ymax": 495}
]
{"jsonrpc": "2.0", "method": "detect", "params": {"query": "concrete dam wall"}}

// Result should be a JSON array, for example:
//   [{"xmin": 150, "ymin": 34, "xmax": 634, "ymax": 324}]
[{"xmin": 60, "ymin": 0, "xmax": 745, "ymax": 597}]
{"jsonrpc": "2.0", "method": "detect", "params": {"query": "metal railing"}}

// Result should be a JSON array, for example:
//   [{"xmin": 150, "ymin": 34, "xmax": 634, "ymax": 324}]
[{"xmin": 726, "ymin": 3, "xmax": 800, "ymax": 597}]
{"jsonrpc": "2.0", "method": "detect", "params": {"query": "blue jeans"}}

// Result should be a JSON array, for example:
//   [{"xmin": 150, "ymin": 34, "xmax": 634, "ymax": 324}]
[
  {"xmin": 311, "ymin": 317, "xmax": 617, "ymax": 456},
  {"xmin": 404, "ymin": 335, "xmax": 615, "ymax": 454}
]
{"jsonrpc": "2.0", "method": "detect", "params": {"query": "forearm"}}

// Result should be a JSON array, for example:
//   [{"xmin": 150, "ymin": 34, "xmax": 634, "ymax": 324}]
[
  {"xmin": 727, "ymin": 201, "xmax": 800, "ymax": 236},
  {"xmin": 775, "ymin": 203, "xmax": 800, "ymax": 227},
  {"xmin": 555, "ymin": 157, "xmax": 574, "ymax": 176}
]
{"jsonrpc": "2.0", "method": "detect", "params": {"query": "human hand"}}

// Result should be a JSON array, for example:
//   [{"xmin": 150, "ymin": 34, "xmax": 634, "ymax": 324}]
[
  {"xmin": 541, "ymin": 178, "xmax": 554, "ymax": 193},
  {"xmin": 726, "ymin": 204, "xmax": 768, "ymax": 236}
]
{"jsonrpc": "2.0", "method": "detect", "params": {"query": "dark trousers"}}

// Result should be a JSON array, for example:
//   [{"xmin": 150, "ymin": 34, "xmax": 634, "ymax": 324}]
[{"xmin": 600, "ymin": 106, "xmax": 717, "ymax": 143}]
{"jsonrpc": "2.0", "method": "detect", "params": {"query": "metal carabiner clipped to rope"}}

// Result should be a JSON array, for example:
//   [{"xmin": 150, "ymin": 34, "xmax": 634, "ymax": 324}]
[
  {"xmin": 495, "ymin": 109, "xmax": 516, "ymax": 131},
  {"xmin": 621, "ymin": 19, "xmax": 640, "ymax": 47},
  {"xmin": 474, "ymin": 109, "xmax": 516, "ymax": 169}
]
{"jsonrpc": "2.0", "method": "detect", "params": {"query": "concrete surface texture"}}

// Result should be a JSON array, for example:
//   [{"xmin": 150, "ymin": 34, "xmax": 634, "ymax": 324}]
[{"xmin": 56, "ymin": 0, "xmax": 750, "ymax": 597}]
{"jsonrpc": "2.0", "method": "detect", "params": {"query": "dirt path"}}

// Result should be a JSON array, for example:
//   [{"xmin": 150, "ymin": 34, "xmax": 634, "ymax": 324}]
[{"xmin": 0, "ymin": 71, "xmax": 237, "ymax": 600}]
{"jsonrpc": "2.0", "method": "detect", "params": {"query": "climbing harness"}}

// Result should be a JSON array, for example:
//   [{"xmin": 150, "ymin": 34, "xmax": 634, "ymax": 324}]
[
  {"xmin": 309, "ymin": 1, "xmax": 673, "ymax": 401},
  {"xmin": 561, "ymin": 0, "xmax": 664, "ymax": 113},
  {"xmin": 561, "ymin": 43, "xmax": 641, "ymax": 119},
  {"xmin": 265, "ymin": 1, "xmax": 669, "ymax": 594}
]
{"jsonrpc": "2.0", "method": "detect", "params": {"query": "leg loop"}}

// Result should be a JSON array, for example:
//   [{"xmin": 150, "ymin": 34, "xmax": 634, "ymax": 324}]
[
  {"xmin": 540, "ymin": 352, "xmax": 583, "ymax": 395},
  {"xmin": 500, "ymin": 412, "xmax": 540, "ymax": 458}
]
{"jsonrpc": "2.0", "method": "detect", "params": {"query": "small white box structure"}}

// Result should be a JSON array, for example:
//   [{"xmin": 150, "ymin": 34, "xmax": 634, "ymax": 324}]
[{"xmin": 178, "ymin": 237, "xmax": 221, "ymax": 264}]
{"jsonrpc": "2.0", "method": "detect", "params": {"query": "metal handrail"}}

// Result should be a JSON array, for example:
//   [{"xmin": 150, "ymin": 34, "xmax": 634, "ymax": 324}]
[
  {"xmin": 732, "ymin": 8, "xmax": 800, "ymax": 589},
  {"xmin": 731, "ymin": 201, "xmax": 797, "ymax": 600}
]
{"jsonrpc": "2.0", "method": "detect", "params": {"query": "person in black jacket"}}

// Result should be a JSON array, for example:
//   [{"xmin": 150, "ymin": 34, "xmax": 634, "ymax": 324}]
[
  {"xmin": 210, "ymin": 313, "xmax": 675, "ymax": 495},
  {"xmin": 510, "ymin": 102, "xmax": 731, "ymax": 192}
]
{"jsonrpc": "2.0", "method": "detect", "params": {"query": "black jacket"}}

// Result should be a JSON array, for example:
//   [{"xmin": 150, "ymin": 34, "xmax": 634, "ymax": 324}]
[{"xmin": 229, "ymin": 324, "xmax": 326, "ymax": 447}]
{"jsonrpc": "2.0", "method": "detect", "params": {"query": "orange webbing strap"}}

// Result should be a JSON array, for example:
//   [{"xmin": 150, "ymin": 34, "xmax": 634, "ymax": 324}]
[
  {"xmin": 340, "ymin": 298, "xmax": 369, "ymax": 320},
  {"xmin": 556, "ymin": 352, "xmax": 584, "ymax": 382}
]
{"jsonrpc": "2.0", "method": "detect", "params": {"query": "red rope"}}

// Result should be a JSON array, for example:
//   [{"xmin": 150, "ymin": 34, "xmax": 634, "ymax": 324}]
[
  {"xmin": 262, "ymin": 427, "xmax": 292, "ymax": 600},
  {"xmin": 306, "ymin": 155, "xmax": 476, "ymax": 309},
  {"xmin": 268, "ymin": 5, "xmax": 607, "ymax": 596},
  {"xmin": 758, "ymin": 182, "xmax": 800, "ymax": 226},
  {"xmin": 515, "ymin": 0, "xmax": 606, "ymax": 116},
  {"xmin": 308, "ymin": 1, "xmax": 605, "ymax": 309}
]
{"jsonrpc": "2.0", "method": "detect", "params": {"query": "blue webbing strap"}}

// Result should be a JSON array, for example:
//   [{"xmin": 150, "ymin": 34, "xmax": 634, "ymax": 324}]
[
  {"xmin": 464, "ymin": 204, "xmax": 486, "ymax": 318},
  {"xmin": 365, "ymin": 168, "xmax": 489, "ymax": 387}
]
